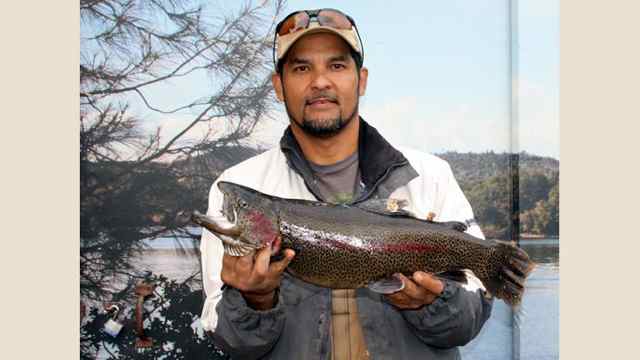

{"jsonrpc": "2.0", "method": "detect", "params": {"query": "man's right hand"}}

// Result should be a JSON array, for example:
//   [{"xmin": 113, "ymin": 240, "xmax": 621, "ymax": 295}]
[{"xmin": 220, "ymin": 242, "xmax": 295, "ymax": 310}]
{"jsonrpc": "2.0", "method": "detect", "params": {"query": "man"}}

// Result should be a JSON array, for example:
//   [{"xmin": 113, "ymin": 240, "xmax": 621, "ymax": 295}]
[{"xmin": 200, "ymin": 8, "xmax": 493, "ymax": 359}]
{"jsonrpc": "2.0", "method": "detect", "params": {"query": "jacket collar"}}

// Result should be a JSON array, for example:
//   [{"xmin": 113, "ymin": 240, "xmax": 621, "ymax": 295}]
[{"xmin": 279, "ymin": 117, "xmax": 408, "ymax": 198}]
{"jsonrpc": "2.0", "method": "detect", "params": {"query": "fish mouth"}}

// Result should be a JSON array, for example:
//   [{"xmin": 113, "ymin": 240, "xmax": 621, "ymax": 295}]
[{"xmin": 191, "ymin": 210, "xmax": 241, "ymax": 238}]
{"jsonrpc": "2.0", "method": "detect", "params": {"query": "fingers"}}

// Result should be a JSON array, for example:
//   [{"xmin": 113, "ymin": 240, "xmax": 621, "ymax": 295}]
[
  {"xmin": 219, "ymin": 247, "xmax": 294, "ymax": 294},
  {"xmin": 236, "ymin": 253, "xmax": 254, "ymax": 273},
  {"xmin": 384, "ymin": 272, "xmax": 444, "ymax": 309},
  {"xmin": 221, "ymin": 253, "xmax": 235, "ymax": 271},
  {"xmin": 253, "ymin": 245, "xmax": 272, "ymax": 277},
  {"xmin": 385, "ymin": 290, "xmax": 411, "ymax": 305},
  {"xmin": 412, "ymin": 271, "xmax": 444, "ymax": 295},
  {"xmin": 396, "ymin": 273, "xmax": 429, "ymax": 300},
  {"xmin": 384, "ymin": 274, "xmax": 422, "ymax": 309}
]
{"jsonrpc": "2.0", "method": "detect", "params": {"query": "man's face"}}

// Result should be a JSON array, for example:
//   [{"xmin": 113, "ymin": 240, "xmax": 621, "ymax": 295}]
[{"xmin": 272, "ymin": 32, "xmax": 368, "ymax": 138}]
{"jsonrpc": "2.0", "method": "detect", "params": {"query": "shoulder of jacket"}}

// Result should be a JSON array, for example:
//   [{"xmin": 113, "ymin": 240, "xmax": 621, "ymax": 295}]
[
  {"xmin": 211, "ymin": 147, "xmax": 291, "ymax": 196},
  {"xmin": 218, "ymin": 147, "xmax": 285, "ymax": 180},
  {"xmin": 396, "ymin": 146, "xmax": 452, "ymax": 177}
]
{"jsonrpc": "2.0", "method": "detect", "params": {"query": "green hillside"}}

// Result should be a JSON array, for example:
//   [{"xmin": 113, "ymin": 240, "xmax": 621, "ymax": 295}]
[{"xmin": 438, "ymin": 151, "xmax": 559, "ymax": 239}]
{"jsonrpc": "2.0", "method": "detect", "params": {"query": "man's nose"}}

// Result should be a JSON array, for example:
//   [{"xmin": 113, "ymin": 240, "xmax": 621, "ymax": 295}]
[{"xmin": 310, "ymin": 69, "xmax": 332, "ymax": 90}]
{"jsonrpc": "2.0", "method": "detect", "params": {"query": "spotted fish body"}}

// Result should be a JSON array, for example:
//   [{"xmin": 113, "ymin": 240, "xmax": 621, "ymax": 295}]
[{"xmin": 192, "ymin": 181, "xmax": 535, "ymax": 306}]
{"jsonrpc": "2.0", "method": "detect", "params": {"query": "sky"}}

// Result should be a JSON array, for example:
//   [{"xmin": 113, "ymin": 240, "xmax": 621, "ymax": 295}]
[{"xmin": 116, "ymin": 0, "xmax": 559, "ymax": 159}]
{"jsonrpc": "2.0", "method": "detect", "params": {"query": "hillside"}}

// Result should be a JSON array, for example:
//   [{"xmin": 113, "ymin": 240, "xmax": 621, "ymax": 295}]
[
  {"xmin": 438, "ymin": 151, "xmax": 559, "ymax": 185},
  {"xmin": 436, "ymin": 151, "xmax": 559, "ymax": 239}
]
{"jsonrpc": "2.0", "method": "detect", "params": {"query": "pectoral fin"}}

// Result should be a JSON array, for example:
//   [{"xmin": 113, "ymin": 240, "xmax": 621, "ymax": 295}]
[
  {"xmin": 434, "ymin": 269, "xmax": 469, "ymax": 284},
  {"xmin": 222, "ymin": 239, "xmax": 255, "ymax": 257},
  {"xmin": 367, "ymin": 275, "xmax": 405, "ymax": 294}
]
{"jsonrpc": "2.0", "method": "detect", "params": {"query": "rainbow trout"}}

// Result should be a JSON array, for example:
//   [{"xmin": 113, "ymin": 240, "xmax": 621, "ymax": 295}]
[{"xmin": 192, "ymin": 181, "xmax": 535, "ymax": 306}]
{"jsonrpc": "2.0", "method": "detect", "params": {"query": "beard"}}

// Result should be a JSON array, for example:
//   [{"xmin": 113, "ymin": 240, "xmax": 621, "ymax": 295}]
[
  {"xmin": 284, "ymin": 92, "xmax": 359, "ymax": 139},
  {"xmin": 299, "ymin": 106, "xmax": 357, "ymax": 138}
]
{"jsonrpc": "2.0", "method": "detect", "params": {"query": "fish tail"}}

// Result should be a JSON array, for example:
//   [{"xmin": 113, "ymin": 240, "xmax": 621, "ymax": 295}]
[{"xmin": 484, "ymin": 241, "xmax": 536, "ymax": 307}]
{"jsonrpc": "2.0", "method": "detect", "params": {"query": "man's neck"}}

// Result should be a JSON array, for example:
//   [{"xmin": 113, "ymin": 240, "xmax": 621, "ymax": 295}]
[{"xmin": 290, "ymin": 116, "xmax": 360, "ymax": 166}]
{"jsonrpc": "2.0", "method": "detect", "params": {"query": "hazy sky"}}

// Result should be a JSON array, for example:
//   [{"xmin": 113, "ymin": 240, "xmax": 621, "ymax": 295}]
[{"xmin": 124, "ymin": 0, "xmax": 559, "ymax": 159}]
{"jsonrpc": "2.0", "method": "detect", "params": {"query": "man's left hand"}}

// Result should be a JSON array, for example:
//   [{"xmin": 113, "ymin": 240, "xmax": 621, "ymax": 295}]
[{"xmin": 384, "ymin": 271, "xmax": 444, "ymax": 310}]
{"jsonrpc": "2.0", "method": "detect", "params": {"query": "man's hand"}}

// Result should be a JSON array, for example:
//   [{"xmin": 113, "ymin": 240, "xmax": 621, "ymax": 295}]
[
  {"xmin": 384, "ymin": 271, "xmax": 445, "ymax": 310},
  {"xmin": 220, "ymin": 242, "xmax": 295, "ymax": 311}
]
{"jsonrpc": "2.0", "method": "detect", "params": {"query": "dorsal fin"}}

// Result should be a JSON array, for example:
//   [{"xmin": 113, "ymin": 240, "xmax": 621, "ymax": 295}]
[
  {"xmin": 438, "ymin": 221, "xmax": 468, "ymax": 232},
  {"xmin": 354, "ymin": 198, "xmax": 415, "ymax": 217},
  {"xmin": 354, "ymin": 199, "xmax": 470, "ymax": 233}
]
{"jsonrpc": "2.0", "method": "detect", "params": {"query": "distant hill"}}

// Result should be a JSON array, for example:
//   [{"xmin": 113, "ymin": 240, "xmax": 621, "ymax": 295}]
[
  {"xmin": 83, "ymin": 147, "xmax": 559, "ymax": 240},
  {"xmin": 437, "ymin": 151, "xmax": 559, "ymax": 185},
  {"xmin": 434, "ymin": 151, "xmax": 559, "ymax": 239}
]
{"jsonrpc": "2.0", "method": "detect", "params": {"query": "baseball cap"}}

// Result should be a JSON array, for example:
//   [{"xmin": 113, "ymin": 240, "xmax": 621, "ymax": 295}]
[{"xmin": 274, "ymin": 9, "xmax": 364, "ymax": 71}]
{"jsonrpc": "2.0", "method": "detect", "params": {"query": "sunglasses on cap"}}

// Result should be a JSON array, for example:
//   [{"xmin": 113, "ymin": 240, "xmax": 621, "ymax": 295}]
[{"xmin": 273, "ymin": 8, "xmax": 364, "ymax": 70}]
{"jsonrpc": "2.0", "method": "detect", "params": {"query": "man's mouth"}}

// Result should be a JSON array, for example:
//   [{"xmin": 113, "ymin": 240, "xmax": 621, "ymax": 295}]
[{"xmin": 306, "ymin": 97, "xmax": 337, "ymax": 106}]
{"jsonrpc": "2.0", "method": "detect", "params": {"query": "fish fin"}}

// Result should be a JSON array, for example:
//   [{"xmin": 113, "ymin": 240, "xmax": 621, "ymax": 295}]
[
  {"xmin": 367, "ymin": 275, "xmax": 405, "ymax": 294},
  {"xmin": 435, "ymin": 221, "xmax": 468, "ymax": 232},
  {"xmin": 434, "ymin": 270, "xmax": 469, "ymax": 284},
  {"xmin": 223, "ymin": 242, "xmax": 254, "ymax": 257},
  {"xmin": 218, "ymin": 235, "xmax": 255, "ymax": 257},
  {"xmin": 483, "ymin": 241, "xmax": 536, "ymax": 307},
  {"xmin": 355, "ymin": 198, "xmax": 414, "ymax": 217}
]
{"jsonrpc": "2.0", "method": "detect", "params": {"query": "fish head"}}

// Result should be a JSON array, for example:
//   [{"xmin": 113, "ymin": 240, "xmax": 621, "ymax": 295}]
[{"xmin": 217, "ymin": 181, "xmax": 280, "ymax": 251}]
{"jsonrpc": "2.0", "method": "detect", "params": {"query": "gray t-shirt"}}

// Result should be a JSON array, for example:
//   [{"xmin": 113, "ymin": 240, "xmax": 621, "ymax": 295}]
[
  {"xmin": 309, "ymin": 151, "xmax": 370, "ymax": 358},
  {"xmin": 308, "ymin": 151, "xmax": 363, "ymax": 204}
]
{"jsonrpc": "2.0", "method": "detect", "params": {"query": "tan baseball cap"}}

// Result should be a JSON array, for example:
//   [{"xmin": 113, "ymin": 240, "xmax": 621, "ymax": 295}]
[{"xmin": 275, "ymin": 22, "xmax": 363, "ymax": 67}]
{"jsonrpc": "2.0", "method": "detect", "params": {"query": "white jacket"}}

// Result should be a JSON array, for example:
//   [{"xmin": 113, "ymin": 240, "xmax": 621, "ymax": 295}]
[{"xmin": 200, "ymin": 144, "xmax": 485, "ymax": 332}]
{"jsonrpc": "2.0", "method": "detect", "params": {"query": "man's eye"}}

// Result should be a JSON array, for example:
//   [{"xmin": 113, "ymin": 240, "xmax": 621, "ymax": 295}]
[
  {"xmin": 293, "ymin": 65, "xmax": 309, "ymax": 72},
  {"xmin": 331, "ymin": 63, "xmax": 346, "ymax": 70}
]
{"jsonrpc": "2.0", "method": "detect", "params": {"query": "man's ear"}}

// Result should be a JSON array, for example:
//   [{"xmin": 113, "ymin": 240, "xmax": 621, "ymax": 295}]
[
  {"xmin": 358, "ymin": 67, "xmax": 369, "ymax": 96},
  {"xmin": 272, "ymin": 72, "xmax": 284, "ymax": 102}
]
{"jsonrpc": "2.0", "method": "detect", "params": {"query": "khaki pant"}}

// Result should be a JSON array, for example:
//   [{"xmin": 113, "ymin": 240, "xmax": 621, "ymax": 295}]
[{"xmin": 331, "ymin": 289, "xmax": 370, "ymax": 360}]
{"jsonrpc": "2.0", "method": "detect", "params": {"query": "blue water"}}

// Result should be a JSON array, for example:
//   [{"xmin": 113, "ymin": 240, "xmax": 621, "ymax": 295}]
[
  {"xmin": 141, "ymin": 227, "xmax": 201, "ymax": 249},
  {"xmin": 462, "ymin": 239, "xmax": 559, "ymax": 360},
  {"xmin": 143, "ymin": 233, "xmax": 559, "ymax": 360}
]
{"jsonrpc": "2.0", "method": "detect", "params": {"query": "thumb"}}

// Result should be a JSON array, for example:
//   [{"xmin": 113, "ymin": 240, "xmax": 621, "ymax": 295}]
[{"xmin": 271, "ymin": 249, "xmax": 295, "ymax": 273}]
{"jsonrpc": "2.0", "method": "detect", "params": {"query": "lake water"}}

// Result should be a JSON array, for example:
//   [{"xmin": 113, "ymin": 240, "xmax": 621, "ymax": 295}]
[
  {"xmin": 136, "ymin": 236, "xmax": 559, "ymax": 360},
  {"xmin": 461, "ymin": 238, "xmax": 559, "ymax": 360}
]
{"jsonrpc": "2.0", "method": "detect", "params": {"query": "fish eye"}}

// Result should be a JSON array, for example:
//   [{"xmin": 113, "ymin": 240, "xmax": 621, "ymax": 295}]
[{"xmin": 238, "ymin": 199, "xmax": 248, "ymax": 209}]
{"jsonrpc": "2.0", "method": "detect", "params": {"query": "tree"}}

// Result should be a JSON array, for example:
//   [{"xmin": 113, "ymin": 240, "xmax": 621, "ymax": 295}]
[
  {"xmin": 519, "ymin": 171, "xmax": 552, "ymax": 211},
  {"xmin": 466, "ymin": 173, "xmax": 512, "ymax": 239},
  {"xmin": 546, "ymin": 182, "xmax": 559, "ymax": 235},
  {"xmin": 80, "ymin": 0, "xmax": 287, "ymax": 357},
  {"xmin": 530, "ymin": 200, "xmax": 552, "ymax": 234}
]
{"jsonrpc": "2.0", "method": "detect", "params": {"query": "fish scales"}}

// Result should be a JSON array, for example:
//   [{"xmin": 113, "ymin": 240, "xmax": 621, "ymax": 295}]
[
  {"xmin": 277, "ymin": 200, "xmax": 490, "ymax": 289},
  {"xmin": 191, "ymin": 181, "xmax": 535, "ymax": 306}
]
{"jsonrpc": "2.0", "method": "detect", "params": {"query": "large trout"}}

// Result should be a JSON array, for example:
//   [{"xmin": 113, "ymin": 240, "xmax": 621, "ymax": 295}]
[{"xmin": 192, "ymin": 181, "xmax": 535, "ymax": 306}]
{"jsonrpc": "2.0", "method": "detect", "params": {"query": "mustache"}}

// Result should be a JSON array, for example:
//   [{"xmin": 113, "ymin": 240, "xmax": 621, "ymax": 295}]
[{"xmin": 305, "ymin": 93, "xmax": 338, "ymax": 104}]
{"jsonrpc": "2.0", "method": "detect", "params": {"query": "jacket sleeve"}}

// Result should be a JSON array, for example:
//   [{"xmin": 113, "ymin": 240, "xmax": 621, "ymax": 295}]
[
  {"xmin": 200, "ymin": 175, "xmax": 286, "ymax": 359},
  {"xmin": 209, "ymin": 288, "xmax": 287, "ymax": 359},
  {"xmin": 399, "ymin": 160, "xmax": 493, "ymax": 348},
  {"xmin": 399, "ymin": 278, "xmax": 493, "ymax": 348}
]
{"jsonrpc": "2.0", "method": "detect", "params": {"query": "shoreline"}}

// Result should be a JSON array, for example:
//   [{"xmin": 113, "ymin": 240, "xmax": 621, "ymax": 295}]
[{"xmin": 520, "ymin": 234, "xmax": 559, "ymax": 240}]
